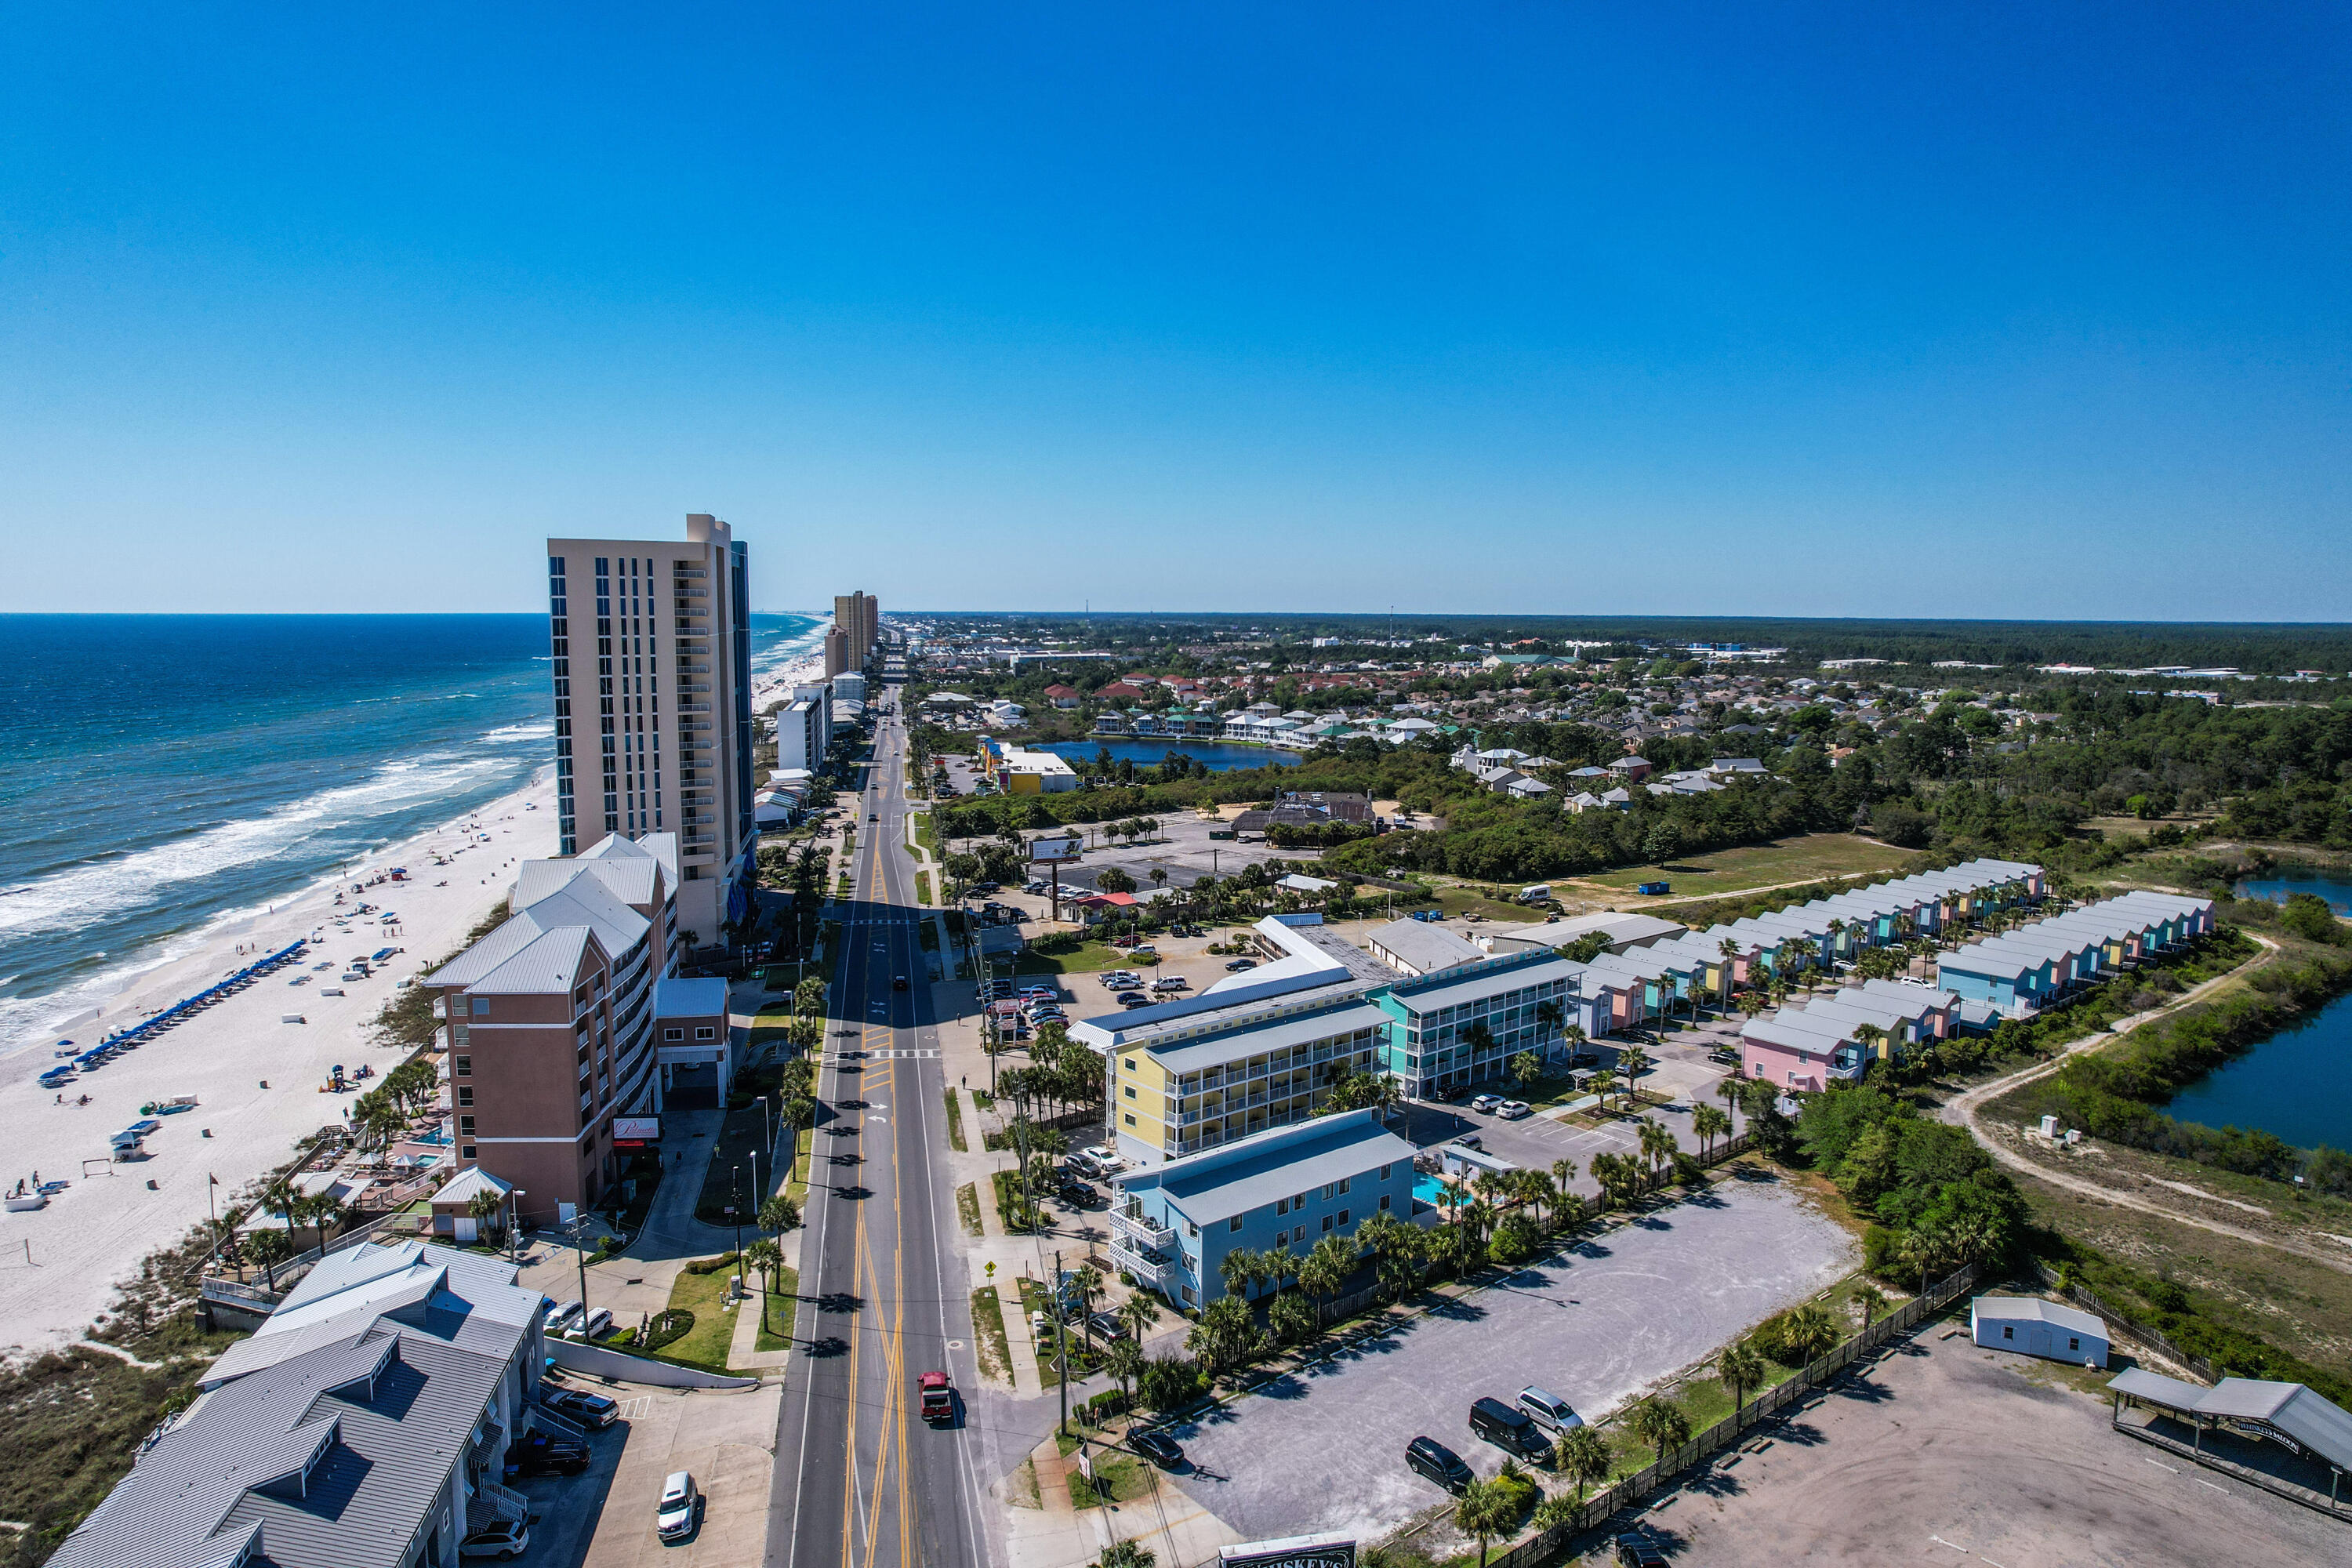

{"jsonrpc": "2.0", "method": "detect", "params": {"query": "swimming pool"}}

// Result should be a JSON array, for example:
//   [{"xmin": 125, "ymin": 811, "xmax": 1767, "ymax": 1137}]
[{"xmin": 1414, "ymin": 1173, "xmax": 1454, "ymax": 1207}]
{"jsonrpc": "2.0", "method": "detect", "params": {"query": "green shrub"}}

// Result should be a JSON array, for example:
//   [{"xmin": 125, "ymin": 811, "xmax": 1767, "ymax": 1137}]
[
  {"xmin": 1137, "ymin": 1353, "xmax": 1206, "ymax": 1411},
  {"xmin": 684, "ymin": 1252, "xmax": 741, "ymax": 1276},
  {"xmin": 641, "ymin": 1308, "xmax": 695, "ymax": 1352}
]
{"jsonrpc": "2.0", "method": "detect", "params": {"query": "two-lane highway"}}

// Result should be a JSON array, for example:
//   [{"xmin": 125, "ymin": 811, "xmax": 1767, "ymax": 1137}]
[{"xmin": 770, "ymin": 698, "xmax": 991, "ymax": 1568}]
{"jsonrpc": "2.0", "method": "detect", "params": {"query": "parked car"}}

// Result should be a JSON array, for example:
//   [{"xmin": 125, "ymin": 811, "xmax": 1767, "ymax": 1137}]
[
  {"xmin": 1151, "ymin": 976, "xmax": 1189, "ymax": 992},
  {"xmin": 1613, "ymin": 1532, "xmax": 1669, "ymax": 1566},
  {"xmin": 1497, "ymin": 1100, "xmax": 1531, "ymax": 1120},
  {"xmin": 1081, "ymin": 1145, "xmax": 1120, "ymax": 1171},
  {"xmin": 1057, "ymin": 1180, "xmax": 1099, "ymax": 1208},
  {"xmin": 1450, "ymin": 1132, "xmax": 1483, "ymax": 1151},
  {"xmin": 509, "ymin": 1436, "xmax": 590, "ymax": 1477},
  {"xmin": 1405, "ymin": 1436, "xmax": 1474, "ymax": 1491},
  {"xmin": 1130, "ymin": 1428, "xmax": 1184, "ymax": 1468},
  {"xmin": 1469, "ymin": 1396, "xmax": 1548, "ymax": 1457},
  {"xmin": 459, "ymin": 1521, "xmax": 531, "ymax": 1560},
  {"xmin": 656, "ymin": 1471, "xmax": 700, "ymax": 1541},
  {"xmin": 581, "ymin": 1307, "xmax": 615, "ymax": 1340},
  {"xmin": 1516, "ymin": 1386, "xmax": 1583, "ymax": 1435},
  {"xmin": 548, "ymin": 1299, "xmax": 585, "ymax": 1333},
  {"xmin": 1087, "ymin": 1310, "xmax": 1131, "ymax": 1342},
  {"xmin": 1470, "ymin": 1094, "xmax": 1502, "ymax": 1113},
  {"xmin": 1118, "ymin": 993, "xmax": 1152, "ymax": 1008},
  {"xmin": 543, "ymin": 1385, "xmax": 620, "ymax": 1427},
  {"xmin": 893, "ymin": 975, "xmax": 909, "ymax": 992},
  {"xmin": 1224, "ymin": 958, "xmax": 1257, "ymax": 971}
]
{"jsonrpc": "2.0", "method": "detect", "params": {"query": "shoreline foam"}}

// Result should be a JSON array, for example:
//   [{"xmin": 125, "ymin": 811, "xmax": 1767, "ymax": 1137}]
[{"xmin": 0, "ymin": 771, "xmax": 560, "ymax": 1356}]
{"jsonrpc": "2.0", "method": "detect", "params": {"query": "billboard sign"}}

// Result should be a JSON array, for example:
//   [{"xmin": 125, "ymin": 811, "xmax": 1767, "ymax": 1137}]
[
  {"xmin": 1028, "ymin": 836, "xmax": 1083, "ymax": 863},
  {"xmin": 1219, "ymin": 1536, "xmax": 1355, "ymax": 1568},
  {"xmin": 613, "ymin": 1116, "xmax": 662, "ymax": 1142}
]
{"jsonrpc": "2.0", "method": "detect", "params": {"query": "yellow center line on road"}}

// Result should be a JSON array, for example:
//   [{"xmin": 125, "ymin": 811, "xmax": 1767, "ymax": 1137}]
[{"xmin": 857, "ymin": 1057, "xmax": 905, "ymax": 1568}]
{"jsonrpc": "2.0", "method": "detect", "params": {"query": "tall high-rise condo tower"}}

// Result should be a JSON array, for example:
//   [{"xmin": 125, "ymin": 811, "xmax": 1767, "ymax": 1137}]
[{"xmin": 546, "ymin": 514, "xmax": 756, "ymax": 949}]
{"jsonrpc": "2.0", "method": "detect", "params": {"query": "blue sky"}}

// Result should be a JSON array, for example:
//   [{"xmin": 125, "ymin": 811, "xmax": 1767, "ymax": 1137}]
[{"xmin": 2, "ymin": 2, "xmax": 2345, "ymax": 617}]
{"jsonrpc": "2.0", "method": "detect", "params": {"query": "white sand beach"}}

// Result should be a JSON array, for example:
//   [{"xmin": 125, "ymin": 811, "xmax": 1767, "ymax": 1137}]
[{"xmin": 0, "ymin": 771, "xmax": 560, "ymax": 1357}]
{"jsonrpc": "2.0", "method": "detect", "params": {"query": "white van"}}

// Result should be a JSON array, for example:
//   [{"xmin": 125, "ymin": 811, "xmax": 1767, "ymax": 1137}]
[
  {"xmin": 1517, "ymin": 1386, "xmax": 1583, "ymax": 1434},
  {"xmin": 1519, "ymin": 885, "xmax": 1552, "ymax": 905}
]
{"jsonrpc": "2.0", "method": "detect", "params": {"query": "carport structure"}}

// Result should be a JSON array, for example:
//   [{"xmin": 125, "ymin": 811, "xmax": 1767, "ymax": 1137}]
[{"xmin": 2110, "ymin": 1369, "xmax": 2352, "ymax": 1515}]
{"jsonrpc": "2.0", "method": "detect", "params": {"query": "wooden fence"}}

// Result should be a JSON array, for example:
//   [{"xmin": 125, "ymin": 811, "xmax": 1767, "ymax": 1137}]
[
  {"xmin": 2031, "ymin": 1261, "xmax": 2218, "ymax": 1383},
  {"xmin": 1472, "ymin": 1264, "xmax": 1981, "ymax": 1568}
]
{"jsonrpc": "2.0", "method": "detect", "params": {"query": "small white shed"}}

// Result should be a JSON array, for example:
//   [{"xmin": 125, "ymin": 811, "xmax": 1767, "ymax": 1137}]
[{"xmin": 1970, "ymin": 1294, "xmax": 2107, "ymax": 1368}]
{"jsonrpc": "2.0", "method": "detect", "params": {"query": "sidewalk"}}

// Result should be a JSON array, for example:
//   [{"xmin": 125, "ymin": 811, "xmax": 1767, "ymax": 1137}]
[{"xmin": 517, "ymin": 1105, "xmax": 742, "ymax": 1335}]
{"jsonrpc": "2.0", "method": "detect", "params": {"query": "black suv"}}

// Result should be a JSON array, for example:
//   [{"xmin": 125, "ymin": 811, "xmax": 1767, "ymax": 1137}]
[
  {"xmin": 1405, "ymin": 1436, "xmax": 1473, "ymax": 1491},
  {"xmin": 1470, "ymin": 1396, "xmax": 1548, "ymax": 1457}
]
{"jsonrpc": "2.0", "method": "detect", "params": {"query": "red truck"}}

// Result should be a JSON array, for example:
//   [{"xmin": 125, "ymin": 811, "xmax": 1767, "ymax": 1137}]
[{"xmin": 919, "ymin": 1370, "xmax": 955, "ymax": 1426}]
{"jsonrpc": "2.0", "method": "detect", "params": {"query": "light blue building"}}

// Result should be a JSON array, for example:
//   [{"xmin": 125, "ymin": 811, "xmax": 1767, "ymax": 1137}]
[{"xmin": 1108, "ymin": 1109, "xmax": 1417, "ymax": 1308}]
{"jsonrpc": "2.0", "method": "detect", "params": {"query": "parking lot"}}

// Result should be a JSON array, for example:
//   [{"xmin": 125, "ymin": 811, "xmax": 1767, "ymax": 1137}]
[
  {"xmin": 1642, "ymin": 1327, "xmax": 2345, "ymax": 1566},
  {"xmin": 1029, "ymin": 811, "xmax": 1316, "ymax": 895},
  {"xmin": 565, "ymin": 1377, "xmax": 782, "ymax": 1568},
  {"xmin": 1154, "ymin": 1171, "xmax": 1856, "ymax": 1544}
]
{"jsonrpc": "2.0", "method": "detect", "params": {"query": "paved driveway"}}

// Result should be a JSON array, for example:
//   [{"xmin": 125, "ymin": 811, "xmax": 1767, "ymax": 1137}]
[
  {"xmin": 1156, "ymin": 1172, "xmax": 1855, "ymax": 1544},
  {"xmin": 578, "ymin": 1379, "xmax": 783, "ymax": 1568}
]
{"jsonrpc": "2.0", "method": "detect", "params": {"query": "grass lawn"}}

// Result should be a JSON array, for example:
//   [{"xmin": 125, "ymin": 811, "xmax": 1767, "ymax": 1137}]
[
  {"xmin": 752, "ymin": 1265, "xmax": 799, "ymax": 1354},
  {"xmin": 971, "ymin": 1286, "xmax": 1012, "ymax": 1383},
  {"xmin": 1571, "ymin": 833, "xmax": 1917, "ymax": 902},
  {"xmin": 695, "ymin": 1102, "xmax": 786, "ymax": 1225},
  {"xmin": 993, "ymin": 1169, "xmax": 1046, "ymax": 1232},
  {"xmin": 657, "ymin": 1265, "xmax": 742, "ymax": 1373},
  {"xmin": 916, "ymin": 872, "xmax": 933, "ymax": 905},
  {"xmin": 956, "ymin": 1181, "xmax": 983, "ymax": 1236},
  {"xmin": 944, "ymin": 1088, "xmax": 967, "ymax": 1151},
  {"xmin": 1425, "ymin": 882, "xmax": 1541, "ymax": 921},
  {"xmin": 782, "ymin": 1123, "xmax": 815, "ymax": 1205},
  {"xmin": 1014, "ymin": 939, "xmax": 1131, "ymax": 975}
]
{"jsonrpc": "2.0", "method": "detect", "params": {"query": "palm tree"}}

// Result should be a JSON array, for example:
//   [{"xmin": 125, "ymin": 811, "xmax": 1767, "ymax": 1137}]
[
  {"xmin": 1616, "ymin": 1045, "xmax": 1650, "ymax": 1109},
  {"xmin": 1692, "ymin": 1103, "xmax": 1731, "ymax": 1161},
  {"xmin": 1218, "ymin": 1247, "xmax": 1258, "ymax": 1303},
  {"xmin": 260, "ymin": 1171, "xmax": 302, "ymax": 1250},
  {"xmin": 1550, "ymin": 1159, "xmax": 1579, "ymax": 1227},
  {"xmin": 466, "ymin": 1187, "xmax": 505, "ymax": 1249},
  {"xmin": 1461, "ymin": 1019, "xmax": 1497, "ymax": 1080},
  {"xmin": 1588, "ymin": 1067, "xmax": 1617, "ymax": 1113},
  {"xmin": 245, "ymin": 1225, "xmax": 293, "ymax": 1292},
  {"xmin": 1553, "ymin": 1424, "xmax": 1612, "ymax": 1501},
  {"xmin": 1636, "ymin": 1120, "xmax": 1679, "ymax": 1192},
  {"xmin": 1301, "ymin": 1234, "xmax": 1355, "ymax": 1322},
  {"xmin": 1716, "ymin": 1340, "xmax": 1766, "ymax": 1412},
  {"xmin": 1717, "ymin": 938, "xmax": 1742, "ymax": 1010},
  {"xmin": 1093, "ymin": 1541, "xmax": 1156, "ymax": 1568},
  {"xmin": 745, "ymin": 1237, "xmax": 782, "ymax": 1332},
  {"xmin": 1104, "ymin": 1336, "xmax": 1145, "ymax": 1406},
  {"xmin": 1071, "ymin": 1265, "xmax": 1105, "ymax": 1352},
  {"xmin": 1780, "ymin": 1302, "xmax": 1839, "ymax": 1365},
  {"xmin": 1454, "ymin": 1477, "xmax": 1519, "ymax": 1568},
  {"xmin": 1851, "ymin": 1022, "xmax": 1887, "ymax": 1068},
  {"xmin": 1851, "ymin": 1283, "xmax": 1887, "ymax": 1330},
  {"xmin": 1117, "ymin": 1292, "xmax": 1162, "ymax": 1345},
  {"xmin": 1626, "ymin": 1396, "xmax": 1691, "ymax": 1470}
]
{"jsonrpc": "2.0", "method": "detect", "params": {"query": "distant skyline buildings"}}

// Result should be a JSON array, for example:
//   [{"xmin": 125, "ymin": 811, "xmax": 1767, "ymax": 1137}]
[{"xmin": 833, "ymin": 591, "xmax": 878, "ymax": 669}]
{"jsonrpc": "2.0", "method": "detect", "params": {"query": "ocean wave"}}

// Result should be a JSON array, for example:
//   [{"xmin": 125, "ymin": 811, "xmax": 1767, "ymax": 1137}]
[
  {"xmin": 0, "ymin": 751, "xmax": 517, "ymax": 940},
  {"xmin": 477, "ymin": 720, "xmax": 556, "ymax": 744}
]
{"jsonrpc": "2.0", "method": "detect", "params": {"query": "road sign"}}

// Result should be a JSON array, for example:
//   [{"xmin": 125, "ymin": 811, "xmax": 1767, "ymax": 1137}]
[{"xmin": 1219, "ymin": 1536, "xmax": 1356, "ymax": 1568}]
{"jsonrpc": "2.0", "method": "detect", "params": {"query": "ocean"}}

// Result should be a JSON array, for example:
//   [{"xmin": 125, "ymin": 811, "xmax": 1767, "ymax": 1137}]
[{"xmin": 0, "ymin": 612, "xmax": 826, "ymax": 1055}]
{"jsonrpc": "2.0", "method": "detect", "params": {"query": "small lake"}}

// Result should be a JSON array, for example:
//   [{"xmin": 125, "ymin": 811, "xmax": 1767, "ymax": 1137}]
[
  {"xmin": 2236, "ymin": 868, "xmax": 2352, "ymax": 916},
  {"xmin": 2161, "ymin": 867, "xmax": 2352, "ymax": 1150},
  {"xmin": 1043, "ymin": 739, "xmax": 1300, "ymax": 772}
]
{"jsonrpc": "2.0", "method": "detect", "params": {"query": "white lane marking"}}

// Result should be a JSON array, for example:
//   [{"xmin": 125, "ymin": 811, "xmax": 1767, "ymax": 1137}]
[
  {"xmin": 2194, "ymin": 1478, "xmax": 2227, "ymax": 1492},
  {"xmin": 2144, "ymin": 1457, "xmax": 2180, "ymax": 1473},
  {"xmin": 1929, "ymin": 1539, "xmax": 1969, "ymax": 1554}
]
